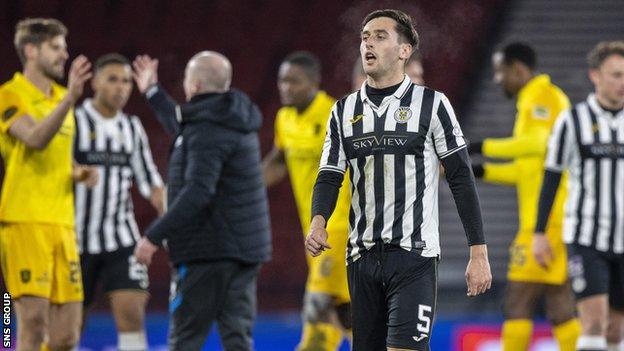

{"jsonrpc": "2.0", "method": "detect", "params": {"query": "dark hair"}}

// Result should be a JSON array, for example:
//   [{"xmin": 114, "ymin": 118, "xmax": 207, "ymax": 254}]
[
  {"xmin": 94, "ymin": 53, "xmax": 130, "ymax": 72},
  {"xmin": 361, "ymin": 9, "xmax": 419, "ymax": 48},
  {"xmin": 587, "ymin": 41, "xmax": 624, "ymax": 69},
  {"xmin": 499, "ymin": 42, "xmax": 537, "ymax": 69},
  {"xmin": 282, "ymin": 51, "xmax": 321, "ymax": 81},
  {"xmin": 14, "ymin": 18, "xmax": 67, "ymax": 64}
]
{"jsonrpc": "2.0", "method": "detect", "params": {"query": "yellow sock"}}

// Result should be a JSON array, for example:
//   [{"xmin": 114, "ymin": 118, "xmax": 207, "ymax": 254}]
[
  {"xmin": 502, "ymin": 319, "xmax": 533, "ymax": 351},
  {"xmin": 553, "ymin": 318, "xmax": 581, "ymax": 351},
  {"xmin": 296, "ymin": 322, "xmax": 343, "ymax": 351}
]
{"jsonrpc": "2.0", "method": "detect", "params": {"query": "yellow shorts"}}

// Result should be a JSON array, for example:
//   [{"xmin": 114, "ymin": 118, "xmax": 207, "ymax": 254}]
[
  {"xmin": 0, "ymin": 223, "xmax": 83, "ymax": 303},
  {"xmin": 507, "ymin": 227, "xmax": 567, "ymax": 285},
  {"xmin": 305, "ymin": 224, "xmax": 350, "ymax": 304}
]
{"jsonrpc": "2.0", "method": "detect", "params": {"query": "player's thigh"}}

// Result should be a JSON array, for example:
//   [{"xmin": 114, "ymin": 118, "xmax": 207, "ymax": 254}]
[
  {"xmin": 385, "ymin": 249, "xmax": 437, "ymax": 351},
  {"xmin": 503, "ymin": 281, "xmax": 546, "ymax": 319},
  {"xmin": 14, "ymin": 296, "xmax": 50, "ymax": 331},
  {"xmin": 50, "ymin": 225, "xmax": 83, "ymax": 304},
  {"xmin": 109, "ymin": 290, "xmax": 149, "ymax": 332},
  {"xmin": 347, "ymin": 250, "xmax": 387, "ymax": 351},
  {"xmin": 544, "ymin": 281, "xmax": 576, "ymax": 324},
  {"xmin": 48, "ymin": 301, "xmax": 82, "ymax": 345},
  {"xmin": 0, "ymin": 223, "xmax": 55, "ymax": 300}
]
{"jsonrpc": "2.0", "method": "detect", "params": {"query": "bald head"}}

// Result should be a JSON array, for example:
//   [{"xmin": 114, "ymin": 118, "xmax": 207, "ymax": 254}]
[{"xmin": 183, "ymin": 51, "xmax": 232, "ymax": 101}]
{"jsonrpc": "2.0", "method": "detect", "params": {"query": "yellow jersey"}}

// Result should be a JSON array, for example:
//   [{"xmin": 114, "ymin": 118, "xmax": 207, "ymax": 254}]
[
  {"xmin": 482, "ymin": 74, "xmax": 570, "ymax": 233},
  {"xmin": 0, "ymin": 72, "xmax": 75, "ymax": 226},
  {"xmin": 274, "ymin": 91, "xmax": 351, "ymax": 234}
]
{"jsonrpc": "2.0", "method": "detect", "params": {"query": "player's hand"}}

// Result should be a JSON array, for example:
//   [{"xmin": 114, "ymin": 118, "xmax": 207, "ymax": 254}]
[
  {"xmin": 73, "ymin": 164, "xmax": 99, "ymax": 188},
  {"xmin": 132, "ymin": 55, "xmax": 159, "ymax": 94},
  {"xmin": 305, "ymin": 226, "xmax": 331, "ymax": 257},
  {"xmin": 465, "ymin": 244, "xmax": 492, "ymax": 296},
  {"xmin": 67, "ymin": 55, "xmax": 92, "ymax": 102},
  {"xmin": 134, "ymin": 236, "xmax": 159, "ymax": 266},
  {"xmin": 532, "ymin": 233, "xmax": 553, "ymax": 269},
  {"xmin": 150, "ymin": 186, "xmax": 165, "ymax": 216}
]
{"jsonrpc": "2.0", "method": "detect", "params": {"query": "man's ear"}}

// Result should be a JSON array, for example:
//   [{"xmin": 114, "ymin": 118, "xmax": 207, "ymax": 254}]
[
  {"xmin": 23, "ymin": 43, "xmax": 39, "ymax": 62},
  {"xmin": 399, "ymin": 43, "xmax": 413, "ymax": 61},
  {"xmin": 588, "ymin": 68, "xmax": 600, "ymax": 87}
]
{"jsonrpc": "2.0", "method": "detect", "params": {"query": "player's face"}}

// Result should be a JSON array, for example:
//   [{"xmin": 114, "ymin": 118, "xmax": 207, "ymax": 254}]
[
  {"xmin": 277, "ymin": 62, "xmax": 317, "ymax": 107},
  {"xmin": 590, "ymin": 54, "xmax": 624, "ymax": 108},
  {"xmin": 406, "ymin": 60, "xmax": 424, "ymax": 85},
  {"xmin": 492, "ymin": 52, "xmax": 519, "ymax": 98},
  {"xmin": 34, "ymin": 35, "xmax": 69, "ymax": 81},
  {"xmin": 92, "ymin": 64, "xmax": 133, "ymax": 112},
  {"xmin": 360, "ymin": 17, "xmax": 410, "ymax": 80}
]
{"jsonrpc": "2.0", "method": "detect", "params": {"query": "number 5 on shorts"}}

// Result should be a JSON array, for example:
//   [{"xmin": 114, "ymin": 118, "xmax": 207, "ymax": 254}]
[{"xmin": 417, "ymin": 304, "xmax": 432, "ymax": 334}]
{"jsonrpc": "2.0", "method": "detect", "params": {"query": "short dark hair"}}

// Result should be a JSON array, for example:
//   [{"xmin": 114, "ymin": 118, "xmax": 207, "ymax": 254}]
[
  {"xmin": 587, "ymin": 41, "xmax": 624, "ymax": 69},
  {"xmin": 282, "ymin": 51, "xmax": 321, "ymax": 81},
  {"xmin": 499, "ymin": 42, "xmax": 537, "ymax": 69},
  {"xmin": 94, "ymin": 53, "xmax": 130, "ymax": 72},
  {"xmin": 361, "ymin": 9, "xmax": 419, "ymax": 48},
  {"xmin": 14, "ymin": 18, "xmax": 67, "ymax": 64}
]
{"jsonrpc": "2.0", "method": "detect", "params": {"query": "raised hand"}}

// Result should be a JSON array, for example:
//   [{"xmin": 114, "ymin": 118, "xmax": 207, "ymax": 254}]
[
  {"xmin": 67, "ymin": 55, "xmax": 92, "ymax": 102},
  {"xmin": 132, "ymin": 55, "xmax": 159, "ymax": 94}
]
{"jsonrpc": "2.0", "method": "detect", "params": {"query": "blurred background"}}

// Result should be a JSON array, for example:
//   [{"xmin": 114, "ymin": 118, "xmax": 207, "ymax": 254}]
[{"xmin": 0, "ymin": 0, "xmax": 622, "ymax": 350}]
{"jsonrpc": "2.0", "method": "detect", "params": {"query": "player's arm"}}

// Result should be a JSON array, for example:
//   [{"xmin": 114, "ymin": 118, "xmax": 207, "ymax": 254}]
[
  {"xmin": 262, "ymin": 147, "xmax": 288, "ymax": 187},
  {"xmin": 533, "ymin": 111, "xmax": 573, "ymax": 268},
  {"xmin": 306, "ymin": 106, "xmax": 346, "ymax": 257},
  {"xmin": 129, "ymin": 117, "xmax": 165, "ymax": 216},
  {"xmin": 8, "ymin": 56, "xmax": 91, "ymax": 150},
  {"xmin": 133, "ymin": 55, "xmax": 180, "ymax": 135},
  {"xmin": 72, "ymin": 161, "xmax": 99, "ymax": 188},
  {"xmin": 473, "ymin": 161, "xmax": 519, "ymax": 185},
  {"xmin": 433, "ymin": 94, "xmax": 491, "ymax": 296}
]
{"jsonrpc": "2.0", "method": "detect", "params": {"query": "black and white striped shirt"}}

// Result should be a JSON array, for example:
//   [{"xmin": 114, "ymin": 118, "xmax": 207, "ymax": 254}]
[
  {"xmin": 319, "ymin": 75, "xmax": 467, "ymax": 262},
  {"xmin": 545, "ymin": 94, "xmax": 624, "ymax": 254},
  {"xmin": 74, "ymin": 99, "xmax": 163, "ymax": 255}
]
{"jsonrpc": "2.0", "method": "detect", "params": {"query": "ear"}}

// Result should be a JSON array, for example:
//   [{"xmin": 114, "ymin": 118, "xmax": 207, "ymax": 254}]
[
  {"xmin": 399, "ymin": 43, "xmax": 412, "ymax": 61},
  {"xmin": 90, "ymin": 72, "xmax": 99, "ymax": 91},
  {"xmin": 23, "ymin": 43, "xmax": 39, "ymax": 62},
  {"xmin": 588, "ymin": 68, "xmax": 599, "ymax": 86}
]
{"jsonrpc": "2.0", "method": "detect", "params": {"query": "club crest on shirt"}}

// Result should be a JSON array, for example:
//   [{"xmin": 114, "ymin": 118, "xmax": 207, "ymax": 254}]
[{"xmin": 394, "ymin": 107, "xmax": 412, "ymax": 124}]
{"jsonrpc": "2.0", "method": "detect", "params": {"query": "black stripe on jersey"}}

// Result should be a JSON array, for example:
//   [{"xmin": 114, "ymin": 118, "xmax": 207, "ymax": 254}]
[
  {"xmin": 555, "ymin": 120, "xmax": 568, "ymax": 166},
  {"xmin": 609, "ymin": 128, "xmax": 618, "ymax": 251},
  {"xmin": 588, "ymin": 107, "xmax": 600, "ymax": 249},
  {"xmin": 372, "ymin": 109, "xmax": 387, "ymax": 242},
  {"xmin": 352, "ymin": 93, "xmax": 364, "ymax": 137},
  {"xmin": 327, "ymin": 115, "xmax": 341, "ymax": 166},
  {"xmin": 571, "ymin": 108, "xmax": 585, "ymax": 244},
  {"xmin": 436, "ymin": 98, "xmax": 458, "ymax": 151},
  {"xmin": 347, "ymin": 165, "xmax": 356, "ymax": 257},
  {"xmin": 391, "ymin": 84, "xmax": 413, "ymax": 245},
  {"xmin": 412, "ymin": 88, "xmax": 435, "ymax": 250}
]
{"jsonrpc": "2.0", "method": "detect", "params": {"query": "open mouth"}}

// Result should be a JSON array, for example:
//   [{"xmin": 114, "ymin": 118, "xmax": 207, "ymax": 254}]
[{"xmin": 365, "ymin": 52, "xmax": 376, "ymax": 64}]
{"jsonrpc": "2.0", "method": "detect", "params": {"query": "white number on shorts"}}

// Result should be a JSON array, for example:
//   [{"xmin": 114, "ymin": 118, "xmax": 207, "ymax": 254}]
[
  {"xmin": 417, "ymin": 304, "xmax": 432, "ymax": 334},
  {"xmin": 129, "ymin": 255, "xmax": 149, "ymax": 289}
]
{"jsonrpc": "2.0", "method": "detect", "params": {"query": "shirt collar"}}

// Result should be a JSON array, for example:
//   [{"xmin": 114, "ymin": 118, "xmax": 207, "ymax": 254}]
[
  {"xmin": 587, "ymin": 93, "xmax": 624, "ymax": 120},
  {"xmin": 83, "ymin": 98, "xmax": 122, "ymax": 122},
  {"xmin": 359, "ymin": 74, "xmax": 412, "ymax": 104},
  {"xmin": 296, "ymin": 91, "xmax": 327, "ymax": 119},
  {"xmin": 518, "ymin": 74, "xmax": 550, "ymax": 104},
  {"xmin": 12, "ymin": 72, "xmax": 65, "ymax": 102}
]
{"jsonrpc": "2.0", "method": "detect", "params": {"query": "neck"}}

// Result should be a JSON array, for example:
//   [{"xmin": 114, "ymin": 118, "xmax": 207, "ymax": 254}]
[
  {"xmin": 23, "ymin": 64, "xmax": 53, "ymax": 97},
  {"xmin": 367, "ymin": 69, "xmax": 404, "ymax": 89},
  {"xmin": 92, "ymin": 98, "xmax": 118, "ymax": 118},
  {"xmin": 595, "ymin": 92, "xmax": 624, "ymax": 111},
  {"xmin": 295, "ymin": 91, "xmax": 318, "ymax": 114}
]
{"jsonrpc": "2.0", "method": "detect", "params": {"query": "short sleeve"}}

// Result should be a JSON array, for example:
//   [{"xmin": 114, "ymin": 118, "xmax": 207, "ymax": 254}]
[
  {"xmin": 544, "ymin": 110, "xmax": 574, "ymax": 172},
  {"xmin": 431, "ymin": 93, "xmax": 466, "ymax": 159},
  {"xmin": 318, "ymin": 103, "xmax": 347, "ymax": 174},
  {"xmin": 0, "ymin": 89, "xmax": 28, "ymax": 134}
]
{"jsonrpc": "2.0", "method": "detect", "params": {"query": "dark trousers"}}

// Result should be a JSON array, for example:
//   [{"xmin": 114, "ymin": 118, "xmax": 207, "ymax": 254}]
[{"xmin": 168, "ymin": 260, "xmax": 261, "ymax": 351}]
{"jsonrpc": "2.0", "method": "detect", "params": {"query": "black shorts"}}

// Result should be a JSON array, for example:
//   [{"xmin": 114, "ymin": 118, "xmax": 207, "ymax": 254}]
[
  {"xmin": 80, "ymin": 245, "xmax": 149, "ymax": 306},
  {"xmin": 567, "ymin": 244, "xmax": 624, "ymax": 310},
  {"xmin": 347, "ymin": 244, "xmax": 437, "ymax": 351}
]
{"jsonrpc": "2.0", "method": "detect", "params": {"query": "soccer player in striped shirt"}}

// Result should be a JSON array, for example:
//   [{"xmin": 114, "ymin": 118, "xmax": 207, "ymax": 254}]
[
  {"xmin": 533, "ymin": 41, "xmax": 624, "ymax": 351},
  {"xmin": 306, "ymin": 9, "xmax": 492, "ymax": 350},
  {"xmin": 74, "ymin": 53, "xmax": 164, "ymax": 351},
  {"xmin": 470, "ymin": 42, "xmax": 580, "ymax": 351}
]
